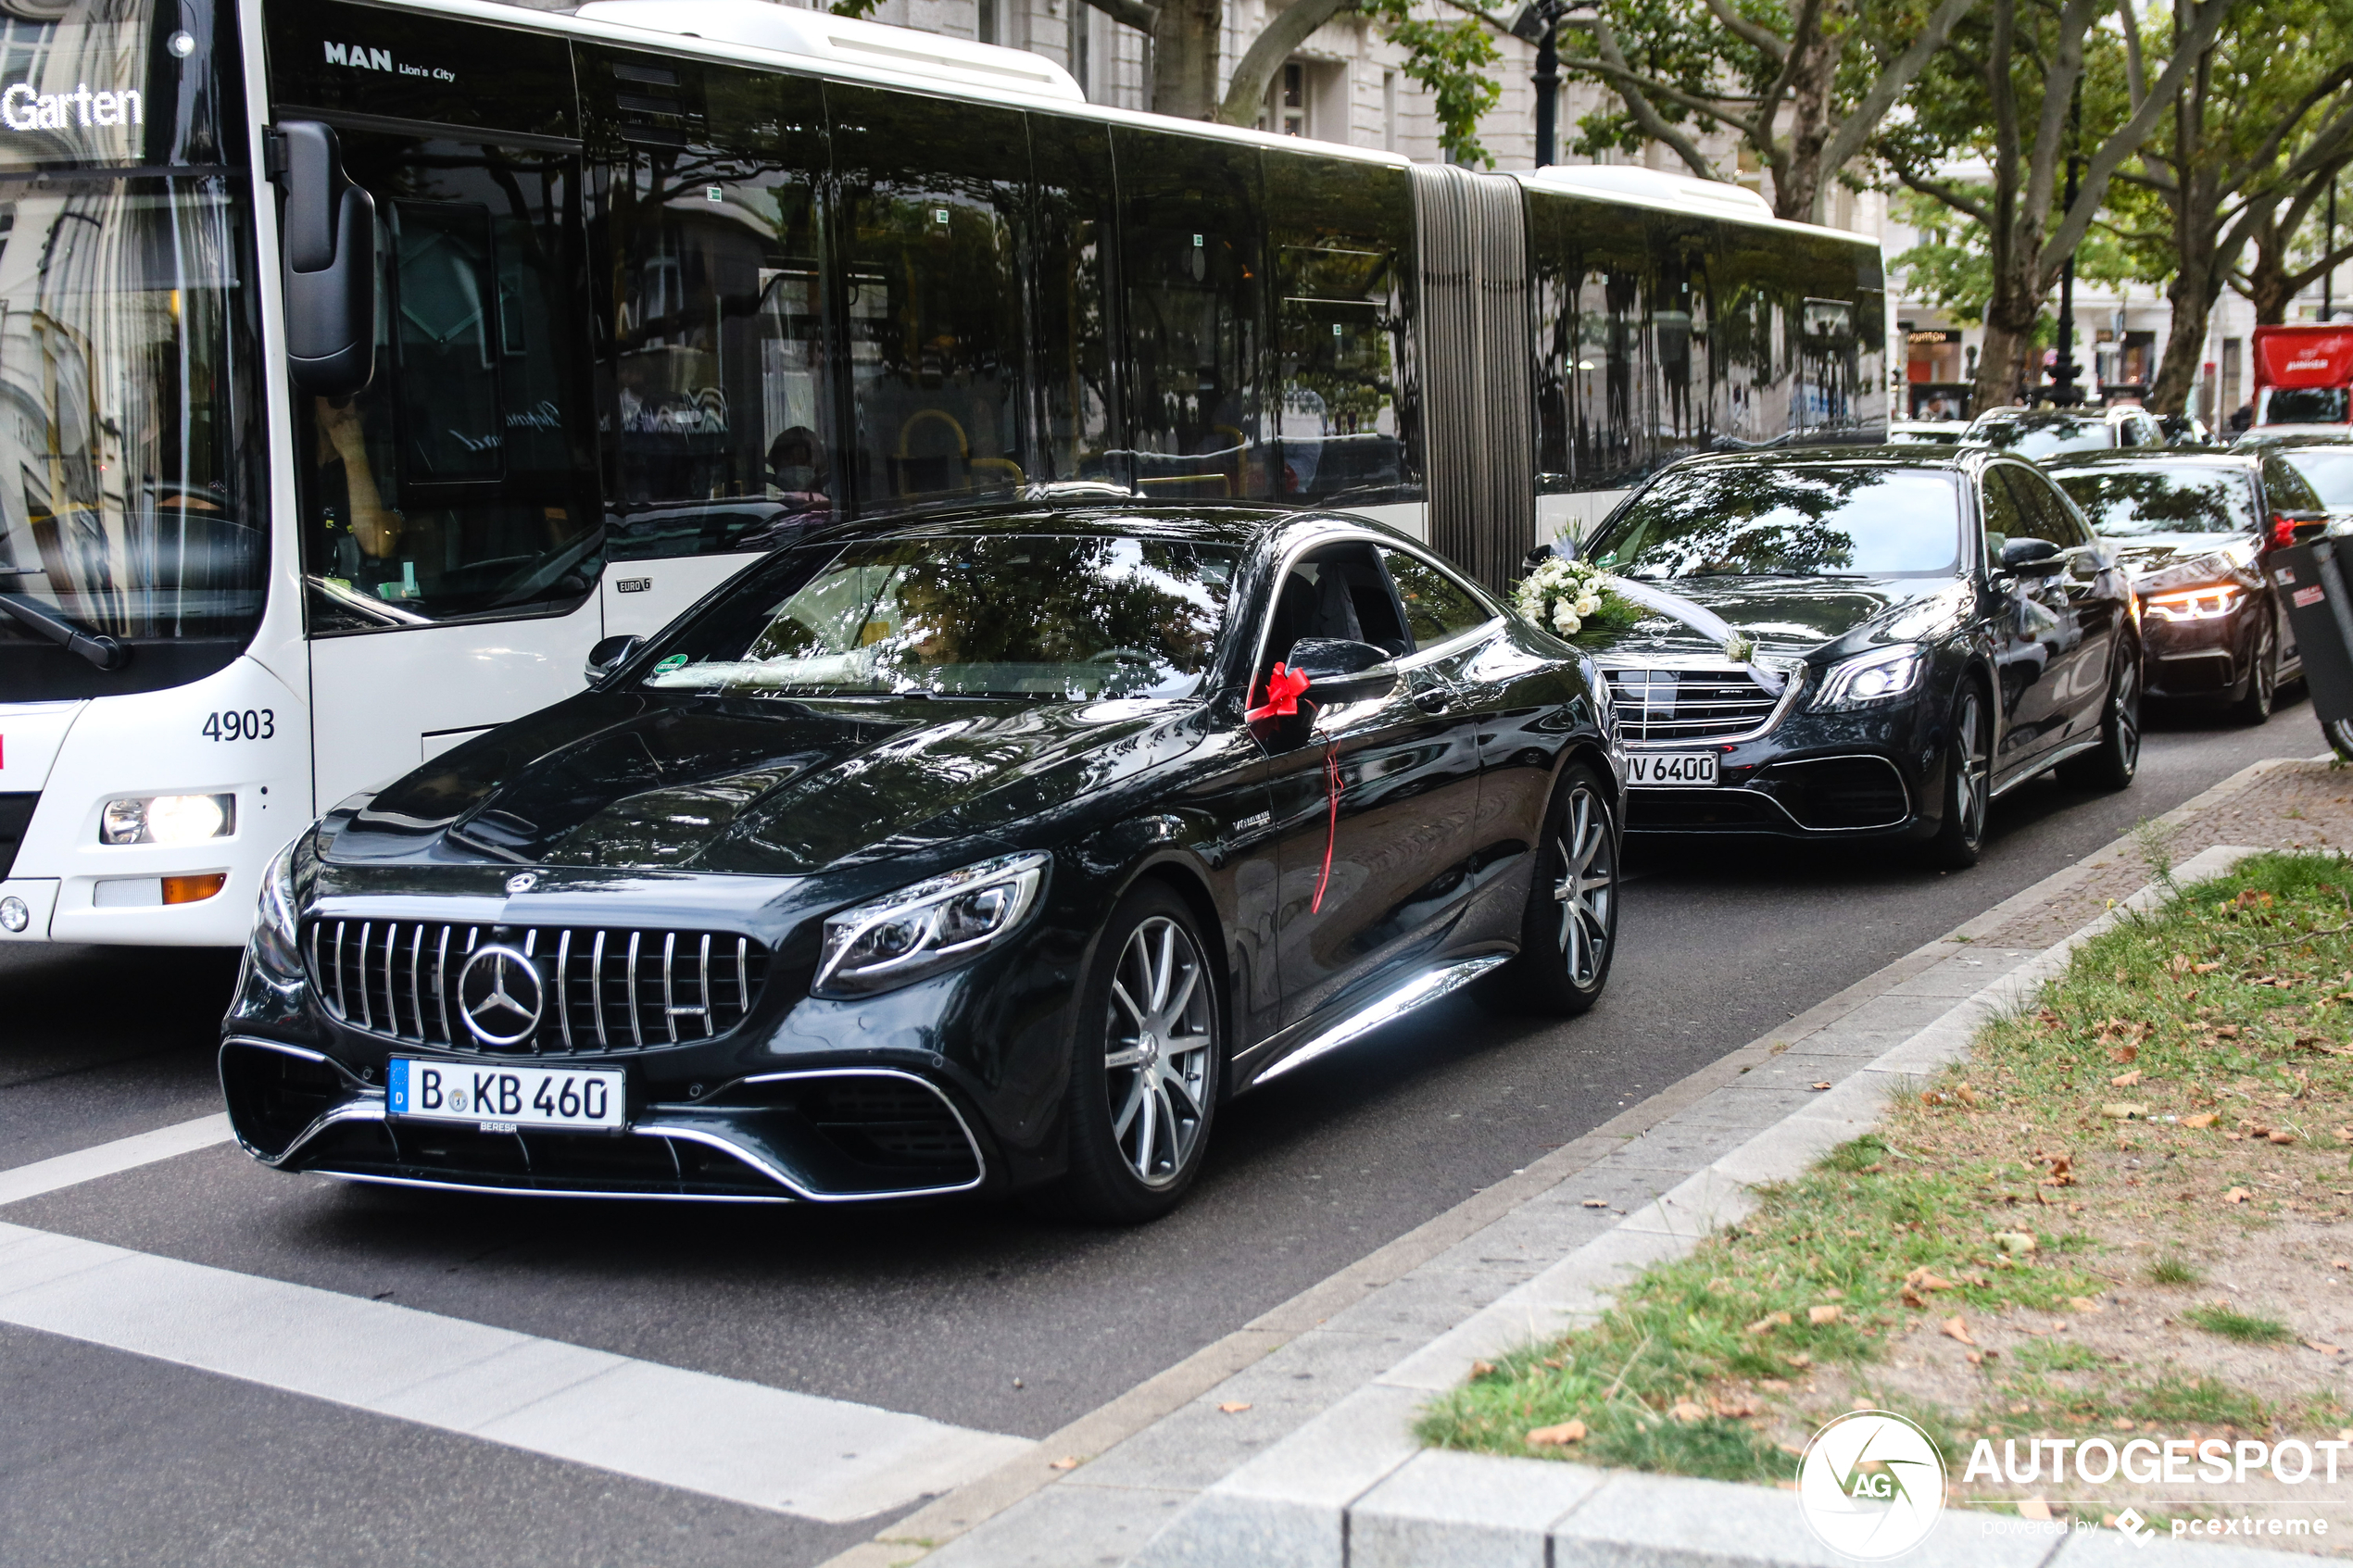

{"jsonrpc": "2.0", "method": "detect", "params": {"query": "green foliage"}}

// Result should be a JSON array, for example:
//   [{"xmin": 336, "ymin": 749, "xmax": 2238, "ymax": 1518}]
[
  {"xmin": 2147, "ymin": 1255, "xmax": 2203, "ymax": 1286},
  {"xmin": 1357, "ymin": 0, "xmax": 1504, "ymax": 167},
  {"xmin": 2183, "ymin": 1302, "xmax": 2296, "ymax": 1345}
]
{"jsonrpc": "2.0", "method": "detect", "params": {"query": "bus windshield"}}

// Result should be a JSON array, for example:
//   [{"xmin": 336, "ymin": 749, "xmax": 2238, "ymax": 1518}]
[{"xmin": 0, "ymin": 3, "xmax": 262, "ymax": 699}]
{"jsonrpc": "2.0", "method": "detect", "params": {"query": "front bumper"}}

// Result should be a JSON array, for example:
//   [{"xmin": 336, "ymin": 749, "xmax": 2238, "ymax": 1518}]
[
  {"xmin": 1619, "ymin": 699, "xmax": 1939, "ymax": 841},
  {"xmin": 2143, "ymin": 608, "xmax": 2252, "ymax": 698},
  {"xmin": 220, "ymin": 1035, "xmax": 993, "ymax": 1202}
]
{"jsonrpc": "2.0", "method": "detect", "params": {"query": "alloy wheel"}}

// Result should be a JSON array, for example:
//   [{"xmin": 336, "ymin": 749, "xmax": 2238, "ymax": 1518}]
[
  {"xmin": 1102, "ymin": 916, "xmax": 1214, "ymax": 1188},
  {"xmin": 1551, "ymin": 784, "xmax": 1616, "ymax": 987},
  {"xmin": 2113, "ymin": 654, "xmax": 2142, "ymax": 771},
  {"xmin": 1955, "ymin": 690, "xmax": 1991, "ymax": 845}
]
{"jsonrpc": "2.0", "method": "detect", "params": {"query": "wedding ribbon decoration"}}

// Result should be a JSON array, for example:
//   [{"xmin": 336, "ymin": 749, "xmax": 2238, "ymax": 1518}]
[
  {"xmin": 1603, "ymin": 574, "xmax": 1788, "ymax": 696},
  {"xmin": 1246, "ymin": 662, "xmax": 1312, "ymax": 721},
  {"xmin": 1313, "ymin": 747, "xmax": 1341, "ymax": 913}
]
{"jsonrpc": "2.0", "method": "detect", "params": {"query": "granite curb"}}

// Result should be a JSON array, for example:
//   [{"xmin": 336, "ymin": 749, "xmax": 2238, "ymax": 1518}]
[{"xmin": 819, "ymin": 755, "xmax": 2314, "ymax": 1568}]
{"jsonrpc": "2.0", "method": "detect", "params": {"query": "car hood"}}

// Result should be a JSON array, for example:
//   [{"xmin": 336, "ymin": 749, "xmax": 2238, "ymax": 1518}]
[
  {"xmin": 2108, "ymin": 533, "xmax": 2258, "ymax": 587},
  {"xmin": 326, "ymin": 690, "xmax": 1206, "ymax": 877},
  {"xmin": 1581, "ymin": 576, "xmax": 1962, "ymax": 664}
]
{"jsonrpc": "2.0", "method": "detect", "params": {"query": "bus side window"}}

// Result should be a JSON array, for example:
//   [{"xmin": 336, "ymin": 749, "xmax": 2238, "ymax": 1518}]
[
  {"xmin": 1115, "ymin": 131, "xmax": 1267, "ymax": 503},
  {"xmin": 829, "ymin": 83, "xmax": 1029, "ymax": 516},
  {"xmin": 1531, "ymin": 196, "xmax": 1651, "ymax": 493},
  {"xmin": 587, "ymin": 55, "xmax": 836, "ymax": 562},
  {"xmin": 1265, "ymin": 150, "xmax": 1416, "ymax": 508},
  {"xmin": 1027, "ymin": 116, "xmax": 1120, "ymax": 488},
  {"xmin": 1715, "ymin": 230, "xmax": 1794, "ymax": 449},
  {"xmin": 1651, "ymin": 211, "xmax": 1713, "ymax": 459}
]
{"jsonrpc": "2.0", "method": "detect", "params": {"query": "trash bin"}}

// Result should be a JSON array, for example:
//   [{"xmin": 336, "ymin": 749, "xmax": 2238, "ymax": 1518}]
[{"xmin": 2269, "ymin": 534, "xmax": 2353, "ymax": 759}]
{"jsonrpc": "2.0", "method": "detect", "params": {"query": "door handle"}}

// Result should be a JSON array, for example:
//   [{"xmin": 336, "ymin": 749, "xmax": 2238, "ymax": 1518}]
[{"xmin": 1413, "ymin": 687, "xmax": 1453, "ymax": 715}]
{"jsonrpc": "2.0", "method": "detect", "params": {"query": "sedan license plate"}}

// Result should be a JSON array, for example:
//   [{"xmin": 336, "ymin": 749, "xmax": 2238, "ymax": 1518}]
[
  {"xmin": 1627, "ymin": 751, "xmax": 1718, "ymax": 787},
  {"xmin": 387, "ymin": 1058, "xmax": 624, "ymax": 1133}
]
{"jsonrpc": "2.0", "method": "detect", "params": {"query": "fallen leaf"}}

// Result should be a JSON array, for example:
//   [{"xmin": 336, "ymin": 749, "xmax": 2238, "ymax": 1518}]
[
  {"xmin": 2109, "ymin": 1046, "xmax": 2140, "ymax": 1066},
  {"xmin": 2113, "ymin": 1419, "xmax": 2135, "ymax": 1432},
  {"xmin": 2110, "ymin": 1070, "xmax": 2143, "ymax": 1088},
  {"xmin": 2184, "ymin": 1113, "xmax": 2220, "ymax": 1129},
  {"xmin": 2224, "ymin": 1186, "xmax": 2254, "ymax": 1204},
  {"xmin": 2334, "ymin": 1259, "xmax": 2350, "ymax": 1271},
  {"xmin": 1526, "ymin": 1420, "xmax": 1586, "ymax": 1447},
  {"xmin": 1901, "ymin": 1286, "xmax": 1927, "ymax": 1307},
  {"xmin": 1671, "ymin": 1400, "xmax": 1708, "ymax": 1424},
  {"xmin": 1994, "ymin": 1231, "xmax": 2038, "ymax": 1254},
  {"xmin": 1581, "ymin": 1198, "xmax": 1610, "ymax": 1209},
  {"xmin": 1942, "ymin": 1316, "xmax": 1977, "ymax": 1347},
  {"xmin": 1789, "ymin": 1352, "xmax": 1812, "ymax": 1368},
  {"xmin": 1217, "ymin": 1401, "xmax": 1252, "ymax": 1413},
  {"xmin": 2271, "ymin": 1131, "xmax": 2298, "ymax": 1146},
  {"xmin": 1904, "ymin": 1266, "xmax": 1957, "ymax": 1292},
  {"xmin": 2069, "ymin": 1296, "xmax": 2105, "ymax": 1313},
  {"xmin": 2193, "ymin": 962, "xmax": 2221, "ymax": 973},
  {"xmin": 1711, "ymin": 1394, "xmax": 1757, "ymax": 1418},
  {"xmin": 2018, "ymin": 1499, "xmax": 2053, "ymax": 1522},
  {"xmin": 1049, "ymin": 1456, "xmax": 1082, "ymax": 1471},
  {"xmin": 1759, "ymin": 1379, "xmax": 1792, "ymax": 1392},
  {"xmin": 2305, "ymin": 1340, "xmax": 2344, "ymax": 1355},
  {"xmin": 1965, "ymin": 1349, "xmax": 1984, "ymax": 1366},
  {"xmin": 1810, "ymin": 1082, "xmax": 1832, "ymax": 1092},
  {"xmin": 1957, "ymin": 1085, "xmax": 1982, "ymax": 1108},
  {"xmin": 1746, "ymin": 1311, "xmax": 1793, "ymax": 1336},
  {"xmin": 1809, "ymin": 1304, "xmax": 1843, "ymax": 1325},
  {"xmin": 1469, "ymin": 1362, "xmax": 1496, "ymax": 1378}
]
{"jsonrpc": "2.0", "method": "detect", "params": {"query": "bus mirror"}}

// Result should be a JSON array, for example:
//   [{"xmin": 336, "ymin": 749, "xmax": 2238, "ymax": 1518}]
[{"xmin": 273, "ymin": 121, "xmax": 377, "ymax": 398}]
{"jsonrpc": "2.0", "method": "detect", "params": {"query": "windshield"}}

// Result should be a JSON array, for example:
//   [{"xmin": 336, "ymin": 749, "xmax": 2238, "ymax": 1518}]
[
  {"xmin": 645, "ymin": 533, "xmax": 1242, "ymax": 699},
  {"xmin": 2260, "ymin": 388, "xmax": 2349, "ymax": 426},
  {"xmin": 1969, "ymin": 417, "xmax": 2108, "ymax": 458},
  {"xmin": 1589, "ymin": 466, "xmax": 1962, "ymax": 580},
  {"xmin": 2281, "ymin": 448, "xmax": 2353, "ymax": 508},
  {"xmin": 0, "ymin": 6, "xmax": 261, "ymax": 699},
  {"xmin": 2053, "ymin": 467, "xmax": 2258, "ymax": 535}
]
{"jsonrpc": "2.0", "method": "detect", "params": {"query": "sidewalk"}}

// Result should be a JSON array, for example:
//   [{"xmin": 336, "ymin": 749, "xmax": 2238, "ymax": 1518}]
[{"xmin": 827, "ymin": 755, "xmax": 2353, "ymax": 1568}]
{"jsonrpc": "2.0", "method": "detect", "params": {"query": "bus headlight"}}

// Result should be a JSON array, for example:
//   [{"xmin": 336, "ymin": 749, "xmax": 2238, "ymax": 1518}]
[
  {"xmin": 249, "ymin": 834, "xmax": 307, "ymax": 980},
  {"xmin": 101, "ymin": 792, "xmax": 236, "ymax": 845},
  {"xmin": 814, "ymin": 851, "xmax": 1050, "ymax": 998}
]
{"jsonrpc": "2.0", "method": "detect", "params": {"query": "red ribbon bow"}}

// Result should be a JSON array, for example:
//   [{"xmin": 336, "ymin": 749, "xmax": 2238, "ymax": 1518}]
[{"xmin": 1246, "ymin": 663, "xmax": 1313, "ymax": 722}]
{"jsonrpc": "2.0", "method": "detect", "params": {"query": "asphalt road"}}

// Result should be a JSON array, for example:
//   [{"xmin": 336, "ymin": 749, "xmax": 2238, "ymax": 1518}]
[{"xmin": 0, "ymin": 696, "xmax": 2326, "ymax": 1567}]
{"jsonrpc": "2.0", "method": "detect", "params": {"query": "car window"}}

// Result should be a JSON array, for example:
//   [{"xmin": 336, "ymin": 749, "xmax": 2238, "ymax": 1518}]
[
  {"xmin": 2262, "ymin": 457, "xmax": 2326, "ymax": 514},
  {"xmin": 2280, "ymin": 447, "xmax": 2353, "ymax": 508},
  {"xmin": 1265, "ymin": 542, "xmax": 1414, "ymax": 669},
  {"xmin": 1380, "ymin": 547, "xmax": 1492, "ymax": 648},
  {"xmin": 1586, "ymin": 465, "xmax": 1962, "ymax": 579},
  {"xmin": 2116, "ymin": 417, "xmax": 2140, "ymax": 448},
  {"xmin": 1980, "ymin": 465, "xmax": 2027, "ymax": 558},
  {"xmin": 2009, "ymin": 466, "xmax": 2091, "ymax": 546},
  {"xmin": 2051, "ymin": 466, "xmax": 2259, "ymax": 535}
]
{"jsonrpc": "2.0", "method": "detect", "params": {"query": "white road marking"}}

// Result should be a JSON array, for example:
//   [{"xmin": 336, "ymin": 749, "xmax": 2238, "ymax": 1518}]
[
  {"xmin": 0, "ymin": 1222, "xmax": 1031, "ymax": 1521},
  {"xmin": 0, "ymin": 1114, "xmax": 233, "ymax": 1208}
]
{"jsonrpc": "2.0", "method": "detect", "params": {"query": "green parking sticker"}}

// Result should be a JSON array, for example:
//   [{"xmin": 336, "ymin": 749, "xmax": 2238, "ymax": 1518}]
[{"xmin": 654, "ymin": 654, "xmax": 689, "ymax": 673}]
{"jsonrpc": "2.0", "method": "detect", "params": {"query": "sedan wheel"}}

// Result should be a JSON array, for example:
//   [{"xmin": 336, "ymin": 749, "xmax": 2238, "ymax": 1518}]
[
  {"xmin": 1048, "ymin": 883, "xmax": 1220, "ymax": 1223},
  {"xmin": 2231, "ymin": 615, "xmax": 2276, "ymax": 724},
  {"xmin": 1924, "ymin": 684, "xmax": 1991, "ymax": 869},
  {"xmin": 2062, "ymin": 638, "xmax": 2142, "ymax": 790},
  {"xmin": 1482, "ymin": 762, "xmax": 1618, "ymax": 1015}
]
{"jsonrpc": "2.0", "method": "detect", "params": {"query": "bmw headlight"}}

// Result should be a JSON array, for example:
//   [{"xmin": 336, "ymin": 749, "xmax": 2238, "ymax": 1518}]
[
  {"xmin": 1812, "ymin": 645, "xmax": 1927, "ymax": 711},
  {"xmin": 813, "ymin": 851, "xmax": 1051, "ymax": 998},
  {"xmin": 248, "ymin": 832, "xmax": 308, "ymax": 980}
]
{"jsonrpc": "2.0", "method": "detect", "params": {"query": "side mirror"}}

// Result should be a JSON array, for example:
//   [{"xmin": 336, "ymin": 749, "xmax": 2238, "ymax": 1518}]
[
  {"xmin": 2274, "ymin": 510, "xmax": 2332, "ymax": 546},
  {"xmin": 583, "ymin": 633, "xmax": 642, "ymax": 686},
  {"xmin": 1998, "ymin": 537, "xmax": 2066, "ymax": 576},
  {"xmin": 1286, "ymin": 637, "xmax": 1399, "ymax": 703},
  {"xmin": 274, "ymin": 121, "xmax": 377, "ymax": 397}
]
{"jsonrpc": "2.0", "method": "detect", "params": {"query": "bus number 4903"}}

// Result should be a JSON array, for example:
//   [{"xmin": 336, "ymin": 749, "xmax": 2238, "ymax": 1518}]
[{"xmin": 202, "ymin": 709, "xmax": 274, "ymax": 741}]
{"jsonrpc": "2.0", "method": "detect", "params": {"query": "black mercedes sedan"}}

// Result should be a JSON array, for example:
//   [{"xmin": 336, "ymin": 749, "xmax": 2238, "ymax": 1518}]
[
  {"xmin": 222, "ymin": 507, "xmax": 1625, "ymax": 1221},
  {"xmin": 1555, "ymin": 447, "xmax": 2140, "ymax": 868},
  {"xmin": 2045, "ymin": 449, "xmax": 2333, "ymax": 720}
]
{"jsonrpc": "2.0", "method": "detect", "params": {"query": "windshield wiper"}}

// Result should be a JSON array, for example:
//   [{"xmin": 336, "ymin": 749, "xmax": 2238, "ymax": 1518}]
[{"xmin": 0, "ymin": 592, "xmax": 128, "ymax": 670}]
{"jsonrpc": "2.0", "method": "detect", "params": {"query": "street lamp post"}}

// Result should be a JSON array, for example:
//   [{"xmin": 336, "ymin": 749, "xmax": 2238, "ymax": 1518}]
[{"xmin": 1511, "ymin": 0, "xmax": 1588, "ymax": 168}]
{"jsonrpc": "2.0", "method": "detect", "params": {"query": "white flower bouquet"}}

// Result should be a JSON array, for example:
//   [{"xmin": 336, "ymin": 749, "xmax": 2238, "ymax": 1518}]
[{"xmin": 1511, "ymin": 555, "xmax": 1643, "ymax": 642}]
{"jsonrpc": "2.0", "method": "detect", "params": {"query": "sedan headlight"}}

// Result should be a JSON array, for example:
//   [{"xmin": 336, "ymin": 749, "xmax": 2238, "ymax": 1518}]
[
  {"xmin": 1812, "ymin": 646, "xmax": 1927, "ymax": 711},
  {"xmin": 2144, "ymin": 584, "xmax": 2245, "ymax": 621},
  {"xmin": 248, "ymin": 832, "xmax": 308, "ymax": 980},
  {"xmin": 813, "ymin": 851, "xmax": 1050, "ymax": 998}
]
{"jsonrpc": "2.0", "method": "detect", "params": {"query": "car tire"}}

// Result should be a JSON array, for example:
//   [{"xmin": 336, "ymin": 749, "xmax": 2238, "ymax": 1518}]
[
  {"xmin": 2230, "ymin": 614, "xmax": 2276, "ymax": 725},
  {"xmin": 1045, "ymin": 881, "xmax": 1221, "ymax": 1224},
  {"xmin": 2061, "ymin": 636, "xmax": 2143, "ymax": 791},
  {"xmin": 1480, "ymin": 762, "xmax": 1619, "ymax": 1016},
  {"xmin": 1923, "ymin": 682, "xmax": 1992, "ymax": 870},
  {"xmin": 2328, "ymin": 718, "xmax": 2353, "ymax": 764}
]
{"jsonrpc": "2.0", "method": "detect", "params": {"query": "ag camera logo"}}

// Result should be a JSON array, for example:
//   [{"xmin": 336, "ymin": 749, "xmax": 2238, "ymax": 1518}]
[{"xmin": 1798, "ymin": 1409, "xmax": 1947, "ymax": 1560}]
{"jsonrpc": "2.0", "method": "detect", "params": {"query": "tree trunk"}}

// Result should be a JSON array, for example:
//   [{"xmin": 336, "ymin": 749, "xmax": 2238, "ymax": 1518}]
[
  {"xmin": 2147, "ymin": 247, "xmax": 2223, "ymax": 414},
  {"xmin": 1777, "ymin": 28, "xmax": 1840, "ymax": 224},
  {"xmin": 1150, "ymin": 0, "xmax": 1223, "ymax": 119},
  {"xmin": 1974, "ymin": 294, "xmax": 2041, "ymax": 412}
]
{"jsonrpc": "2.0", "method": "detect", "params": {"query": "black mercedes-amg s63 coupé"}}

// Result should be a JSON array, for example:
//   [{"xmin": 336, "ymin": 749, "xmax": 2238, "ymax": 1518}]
[{"xmin": 222, "ymin": 506, "xmax": 1626, "ymax": 1221}]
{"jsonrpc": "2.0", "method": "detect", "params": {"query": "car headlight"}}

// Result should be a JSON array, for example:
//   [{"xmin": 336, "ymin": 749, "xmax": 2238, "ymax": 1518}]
[
  {"xmin": 813, "ymin": 851, "xmax": 1051, "ymax": 999},
  {"xmin": 2144, "ymin": 584, "xmax": 2245, "ymax": 621},
  {"xmin": 247, "ymin": 832, "xmax": 308, "ymax": 980},
  {"xmin": 101, "ymin": 792, "xmax": 236, "ymax": 845},
  {"xmin": 1811, "ymin": 646, "xmax": 1927, "ymax": 711}
]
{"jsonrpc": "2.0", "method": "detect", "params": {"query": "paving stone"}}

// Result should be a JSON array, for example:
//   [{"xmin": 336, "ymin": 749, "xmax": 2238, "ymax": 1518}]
[
  {"xmin": 1549, "ymin": 1470, "xmax": 2061, "ymax": 1568},
  {"xmin": 1352, "ymin": 1450, "xmax": 1605, "ymax": 1568},
  {"xmin": 1313, "ymin": 1263, "xmax": 1529, "ymax": 1342},
  {"xmin": 921, "ymin": 1481, "xmax": 1195, "ymax": 1568}
]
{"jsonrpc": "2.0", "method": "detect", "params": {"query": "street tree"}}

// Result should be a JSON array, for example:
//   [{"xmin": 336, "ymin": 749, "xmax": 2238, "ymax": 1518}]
[
  {"xmin": 1880, "ymin": 0, "xmax": 2233, "ymax": 410},
  {"xmin": 1551, "ymin": 0, "xmax": 1982, "ymax": 224}
]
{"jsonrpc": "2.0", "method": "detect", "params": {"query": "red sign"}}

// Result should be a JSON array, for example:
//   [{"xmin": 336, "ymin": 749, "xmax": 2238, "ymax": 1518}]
[{"xmin": 2253, "ymin": 325, "xmax": 2353, "ymax": 389}]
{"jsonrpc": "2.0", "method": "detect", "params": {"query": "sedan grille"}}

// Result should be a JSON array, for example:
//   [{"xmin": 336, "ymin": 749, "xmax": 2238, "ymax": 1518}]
[
  {"xmin": 308, "ymin": 918, "xmax": 769, "ymax": 1055},
  {"xmin": 1604, "ymin": 666, "xmax": 1781, "ymax": 744}
]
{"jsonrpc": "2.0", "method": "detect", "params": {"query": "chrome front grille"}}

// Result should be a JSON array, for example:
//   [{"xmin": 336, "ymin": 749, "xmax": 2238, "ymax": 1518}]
[
  {"xmin": 308, "ymin": 918, "xmax": 769, "ymax": 1054},
  {"xmin": 1604, "ymin": 665, "xmax": 1782, "ymax": 745}
]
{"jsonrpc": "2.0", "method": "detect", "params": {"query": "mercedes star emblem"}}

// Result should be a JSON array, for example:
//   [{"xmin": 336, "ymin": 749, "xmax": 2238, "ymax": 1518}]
[
  {"xmin": 506, "ymin": 872, "xmax": 539, "ymax": 894},
  {"xmin": 456, "ymin": 944, "xmax": 545, "ymax": 1047}
]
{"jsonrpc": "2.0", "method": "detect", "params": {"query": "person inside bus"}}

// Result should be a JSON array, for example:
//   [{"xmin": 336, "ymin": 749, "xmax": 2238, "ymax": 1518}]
[
  {"xmin": 313, "ymin": 395, "xmax": 411, "ymax": 598},
  {"xmin": 766, "ymin": 425, "xmax": 832, "ymax": 515}
]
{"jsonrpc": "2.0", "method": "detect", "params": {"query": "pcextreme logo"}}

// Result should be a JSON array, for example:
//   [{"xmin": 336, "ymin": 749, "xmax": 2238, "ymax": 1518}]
[{"xmin": 1797, "ymin": 1409, "xmax": 1948, "ymax": 1560}]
